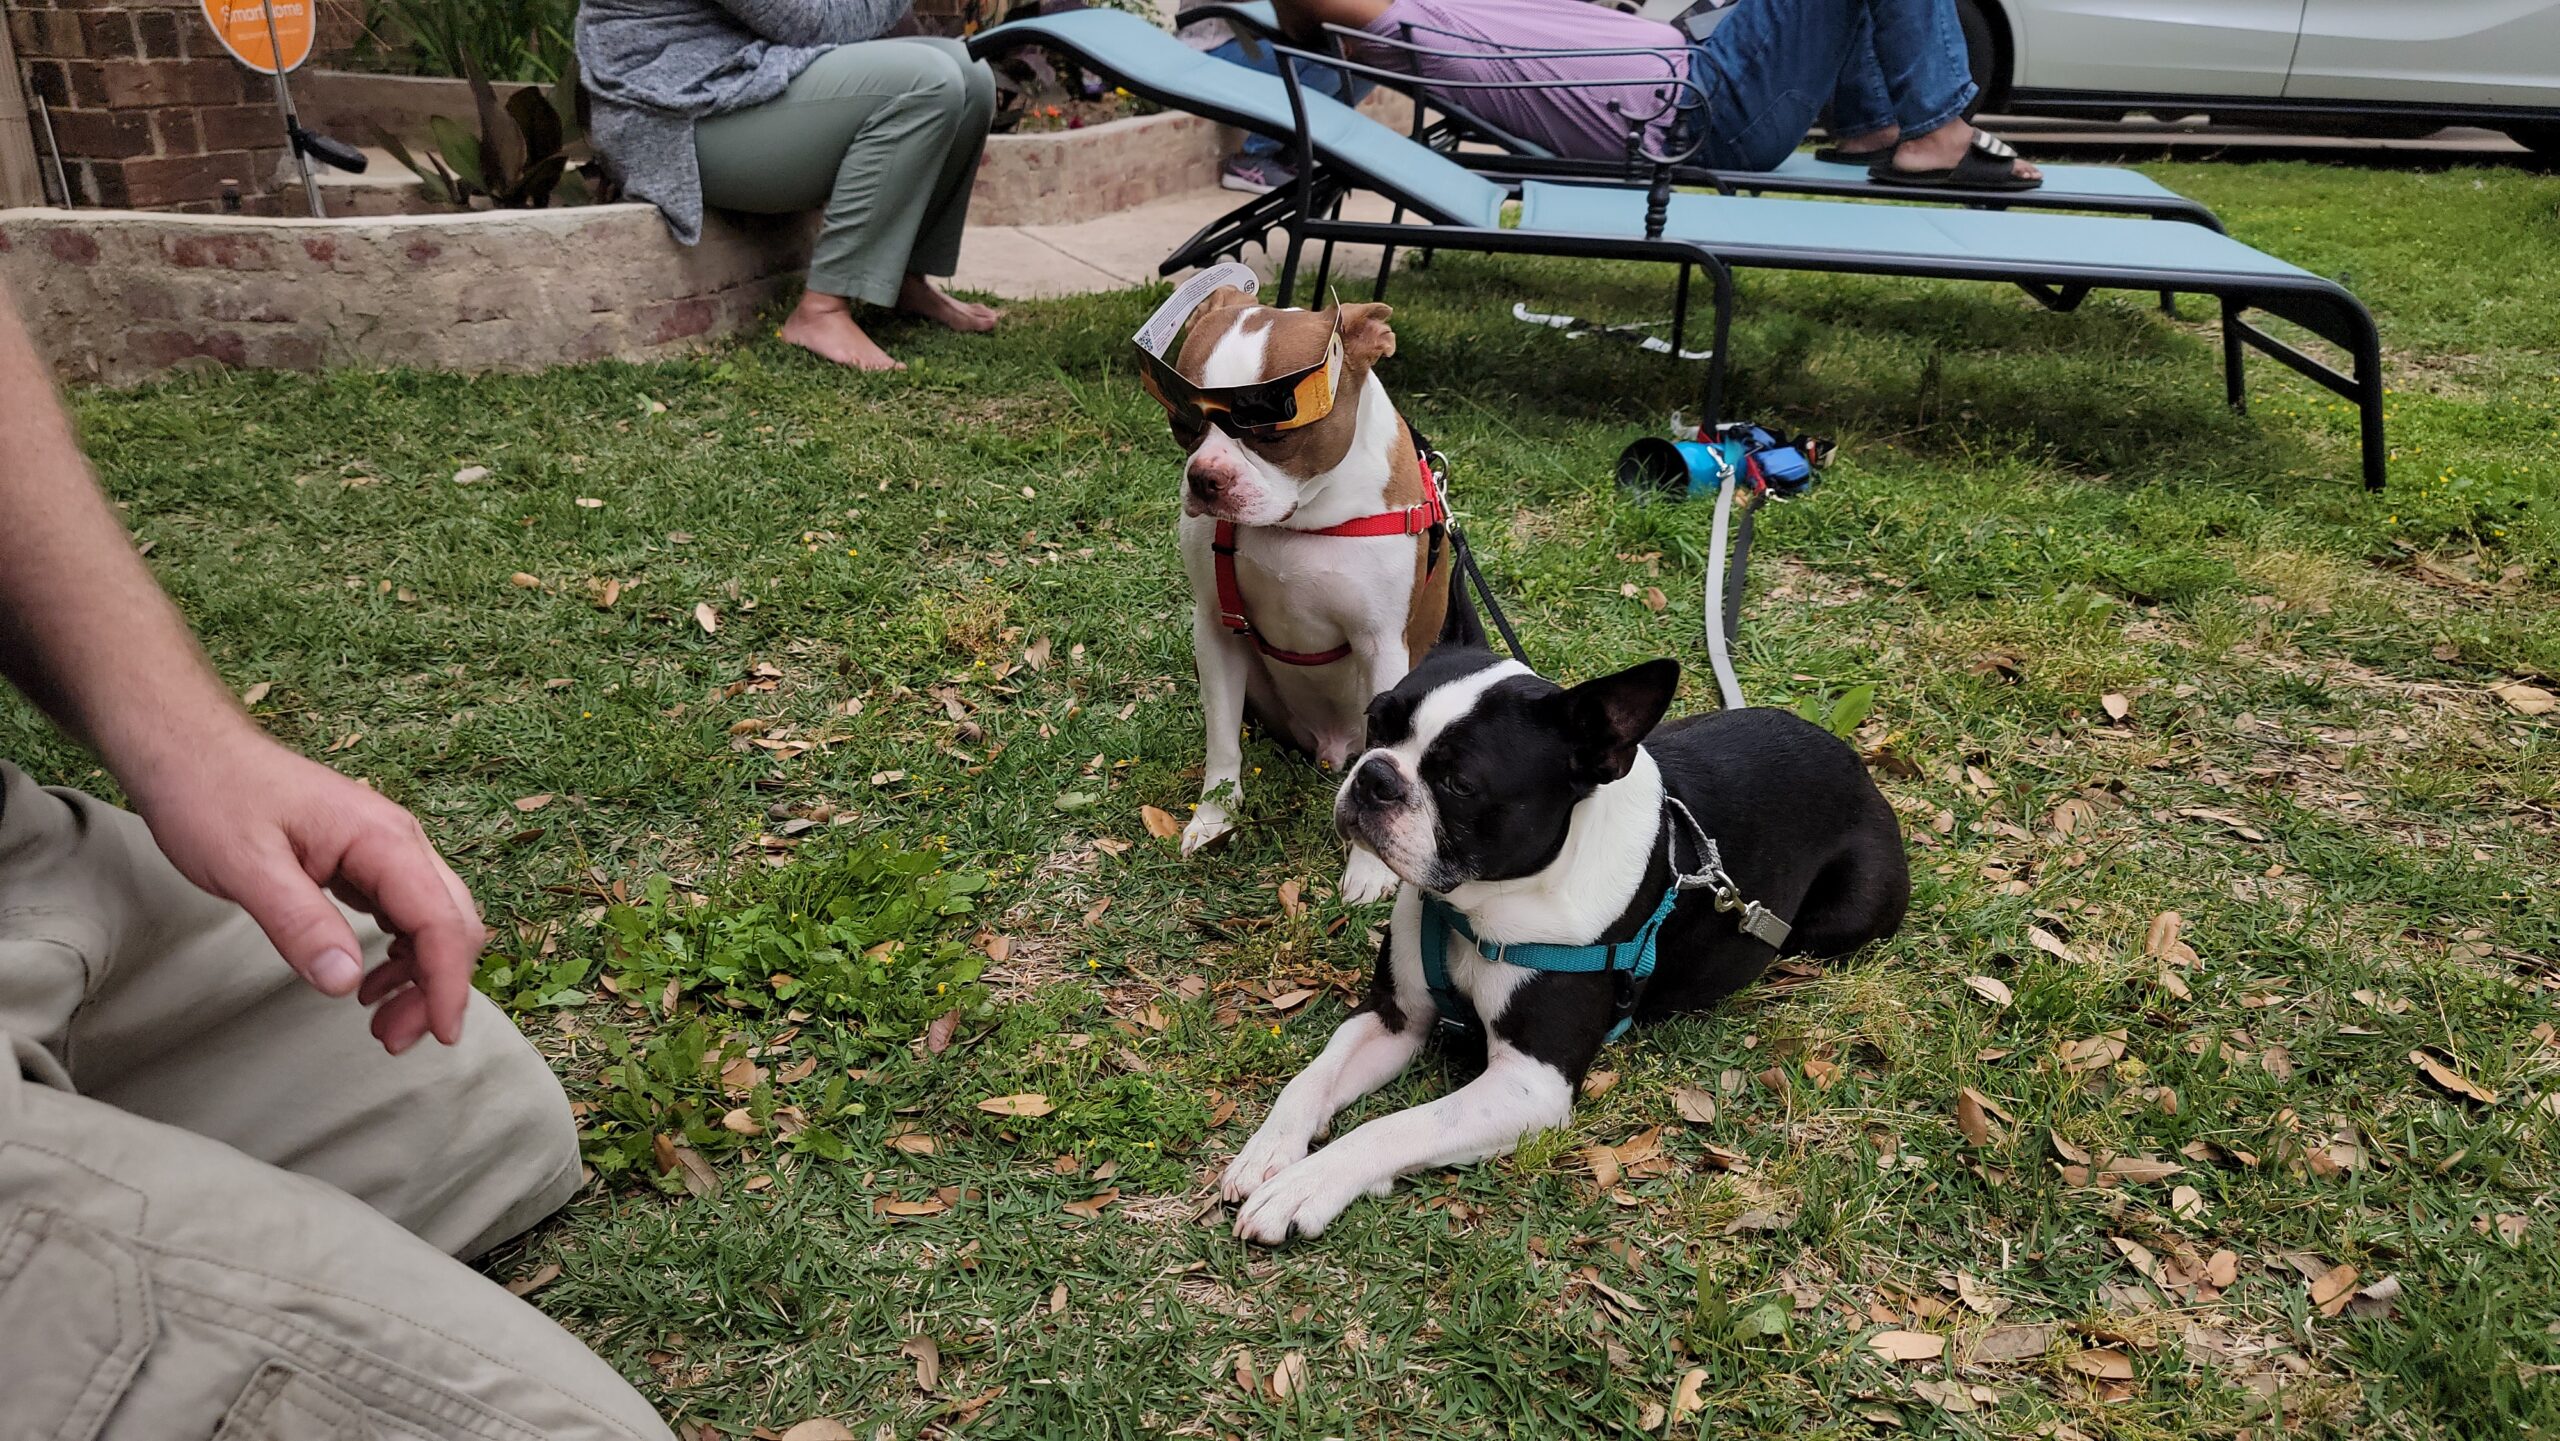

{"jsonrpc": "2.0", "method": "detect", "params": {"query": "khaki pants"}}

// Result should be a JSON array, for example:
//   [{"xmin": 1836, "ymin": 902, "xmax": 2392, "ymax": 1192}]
[
  {"xmin": 0, "ymin": 764, "xmax": 673, "ymax": 1441},
  {"xmin": 695, "ymin": 37, "xmax": 995, "ymax": 307}
]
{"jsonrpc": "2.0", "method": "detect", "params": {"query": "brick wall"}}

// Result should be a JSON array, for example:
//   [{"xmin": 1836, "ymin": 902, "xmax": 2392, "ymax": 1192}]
[{"xmin": 5, "ymin": 0, "xmax": 359, "ymax": 211}]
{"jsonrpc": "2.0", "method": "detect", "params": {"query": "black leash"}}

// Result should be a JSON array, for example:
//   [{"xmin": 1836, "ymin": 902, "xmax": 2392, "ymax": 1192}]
[
  {"xmin": 1411, "ymin": 420, "xmax": 1529, "ymax": 667},
  {"xmin": 1451, "ymin": 525, "xmax": 1528, "ymax": 665}
]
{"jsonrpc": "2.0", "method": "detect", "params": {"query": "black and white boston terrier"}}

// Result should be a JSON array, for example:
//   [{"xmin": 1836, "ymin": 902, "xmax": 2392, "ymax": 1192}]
[{"xmin": 1221, "ymin": 647, "xmax": 1911, "ymax": 1244}]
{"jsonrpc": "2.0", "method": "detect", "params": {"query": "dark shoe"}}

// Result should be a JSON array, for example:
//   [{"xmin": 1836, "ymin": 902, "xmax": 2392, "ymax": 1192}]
[
  {"xmin": 1812, "ymin": 144, "xmax": 1894, "ymax": 166},
  {"xmin": 1869, "ymin": 129, "xmax": 2043, "ymax": 192},
  {"xmin": 1220, "ymin": 155, "xmax": 1295, "ymax": 194}
]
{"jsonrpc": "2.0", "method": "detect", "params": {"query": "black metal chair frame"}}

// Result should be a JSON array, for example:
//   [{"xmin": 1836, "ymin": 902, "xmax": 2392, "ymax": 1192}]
[{"xmin": 964, "ymin": 20, "xmax": 2389, "ymax": 488}]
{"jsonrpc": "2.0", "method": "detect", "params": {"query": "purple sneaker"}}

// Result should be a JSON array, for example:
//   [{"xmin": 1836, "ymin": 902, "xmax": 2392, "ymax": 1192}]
[{"xmin": 1219, "ymin": 155, "xmax": 1296, "ymax": 194}]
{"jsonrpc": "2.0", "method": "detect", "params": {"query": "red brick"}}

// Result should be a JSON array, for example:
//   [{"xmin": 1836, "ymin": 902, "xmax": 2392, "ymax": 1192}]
[
  {"xmin": 81, "ymin": 161, "xmax": 131, "ymax": 207},
  {"xmin": 77, "ymin": 10, "xmax": 138, "ymax": 57},
  {"xmin": 163, "ymin": 228, "xmax": 275, "ymax": 268},
  {"xmin": 197, "ymin": 102, "xmax": 284, "ymax": 152},
  {"xmin": 130, "ymin": 328, "xmax": 250, "ymax": 370},
  {"xmin": 122, "ymin": 150, "xmax": 250, "ymax": 209},
  {"xmin": 101, "ymin": 58, "xmax": 247, "ymax": 108},
  {"xmin": 643, "ymin": 297, "xmax": 716, "ymax": 345},
  {"xmin": 63, "ymin": 59, "xmax": 114, "ymax": 107},
  {"xmin": 9, "ymin": 10, "xmax": 80, "ymax": 60},
  {"xmin": 47, "ymin": 228, "xmax": 100, "ymax": 264},
  {"xmin": 22, "ymin": 61, "xmax": 60, "ymax": 107},
  {"xmin": 133, "ymin": 10, "xmax": 186, "ymax": 58},
  {"xmin": 47, "ymin": 106, "xmax": 156, "ymax": 160},
  {"xmin": 153, "ymin": 106, "xmax": 202, "ymax": 154}
]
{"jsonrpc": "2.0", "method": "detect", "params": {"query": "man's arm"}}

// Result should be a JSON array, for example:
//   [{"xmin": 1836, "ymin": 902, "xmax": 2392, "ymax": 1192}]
[{"xmin": 0, "ymin": 289, "xmax": 484, "ymax": 1054}]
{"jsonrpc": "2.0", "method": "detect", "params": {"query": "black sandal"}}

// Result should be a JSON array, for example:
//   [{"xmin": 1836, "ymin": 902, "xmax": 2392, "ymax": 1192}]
[
  {"xmin": 1867, "ymin": 129, "xmax": 2042, "ymax": 192},
  {"xmin": 1812, "ymin": 143, "xmax": 1895, "ymax": 166}
]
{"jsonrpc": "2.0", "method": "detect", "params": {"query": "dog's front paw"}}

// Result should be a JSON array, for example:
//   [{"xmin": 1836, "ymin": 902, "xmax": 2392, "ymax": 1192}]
[
  {"xmin": 1233, "ymin": 1154, "xmax": 1367, "ymax": 1246},
  {"xmin": 1338, "ymin": 847, "xmax": 1397, "ymax": 905},
  {"xmin": 1219, "ymin": 1121, "xmax": 1310, "ymax": 1203},
  {"xmin": 1180, "ymin": 803, "xmax": 1235, "ymax": 856}
]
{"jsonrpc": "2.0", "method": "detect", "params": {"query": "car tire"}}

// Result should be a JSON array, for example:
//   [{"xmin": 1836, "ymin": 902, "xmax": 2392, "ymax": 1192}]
[
  {"xmin": 1954, "ymin": 0, "xmax": 2002, "ymax": 116},
  {"xmin": 2508, "ymin": 123, "xmax": 2560, "ymax": 168}
]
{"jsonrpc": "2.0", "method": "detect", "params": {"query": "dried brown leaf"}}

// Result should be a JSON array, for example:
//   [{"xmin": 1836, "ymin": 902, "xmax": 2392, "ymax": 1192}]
[
  {"xmin": 1868, "ymin": 1330, "xmax": 1946, "ymax": 1362},
  {"xmin": 1061, "ymin": 1187, "xmax": 1121, "ymax": 1220},
  {"xmin": 900, "ymin": 1335, "xmax": 942, "ymax": 1393},
  {"xmin": 2411, "ymin": 1049, "xmax": 2498, "ymax": 1105},
  {"xmin": 977, "ymin": 1092, "xmax": 1055, "ymax": 1118}
]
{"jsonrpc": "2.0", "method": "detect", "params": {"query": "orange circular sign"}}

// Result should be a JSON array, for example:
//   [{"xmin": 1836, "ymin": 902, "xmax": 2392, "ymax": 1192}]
[{"xmin": 199, "ymin": 0, "xmax": 314, "ymax": 75}]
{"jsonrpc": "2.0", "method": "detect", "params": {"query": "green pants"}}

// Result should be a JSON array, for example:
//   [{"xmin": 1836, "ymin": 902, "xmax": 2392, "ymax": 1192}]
[{"xmin": 696, "ymin": 38, "xmax": 995, "ymax": 308}]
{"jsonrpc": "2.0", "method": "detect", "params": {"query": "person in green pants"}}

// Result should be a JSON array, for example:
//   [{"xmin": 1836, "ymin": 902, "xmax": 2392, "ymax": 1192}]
[{"xmin": 581, "ymin": 0, "xmax": 1002, "ymax": 372}]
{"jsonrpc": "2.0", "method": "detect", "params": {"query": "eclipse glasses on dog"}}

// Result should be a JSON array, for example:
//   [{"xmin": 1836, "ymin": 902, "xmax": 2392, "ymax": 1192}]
[{"xmin": 1131, "ymin": 262, "xmax": 1343, "ymax": 436}]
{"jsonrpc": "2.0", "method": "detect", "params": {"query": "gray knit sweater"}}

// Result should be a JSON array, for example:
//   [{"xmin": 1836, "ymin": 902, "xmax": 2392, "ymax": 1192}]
[{"xmin": 577, "ymin": 0, "xmax": 911, "ymax": 244}]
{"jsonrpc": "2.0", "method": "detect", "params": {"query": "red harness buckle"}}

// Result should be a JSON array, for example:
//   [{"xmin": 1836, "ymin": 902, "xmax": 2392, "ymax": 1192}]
[{"xmin": 1211, "ymin": 445, "xmax": 1446, "ymax": 668}]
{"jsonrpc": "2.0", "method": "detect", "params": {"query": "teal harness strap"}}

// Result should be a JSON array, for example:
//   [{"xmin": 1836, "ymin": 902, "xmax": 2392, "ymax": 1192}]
[
  {"xmin": 1414, "ymin": 799, "xmax": 1791, "ymax": 1044},
  {"xmin": 1420, "ymin": 886, "xmax": 1678, "ymax": 1042}
]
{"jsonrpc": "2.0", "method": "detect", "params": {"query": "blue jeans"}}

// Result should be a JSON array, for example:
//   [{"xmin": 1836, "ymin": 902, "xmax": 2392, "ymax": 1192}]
[
  {"xmin": 1685, "ymin": 0, "xmax": 1977, "ymax": 171},
  {"xmin": 1208, "ymin": 37, "xmax": 1365, "ymax": 160}
]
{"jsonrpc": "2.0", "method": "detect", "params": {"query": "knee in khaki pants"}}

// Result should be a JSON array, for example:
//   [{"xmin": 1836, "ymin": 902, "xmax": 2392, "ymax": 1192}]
[
  {"xmin": 0, "ymin": 768, "xmax": 672, "ymax": 1440},
  {"xmin": 0, "ymin": 1072, "xmax": 669, "ymax": 1440}
]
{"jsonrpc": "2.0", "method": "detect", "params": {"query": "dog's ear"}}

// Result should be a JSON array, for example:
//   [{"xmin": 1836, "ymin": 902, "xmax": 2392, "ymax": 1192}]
[
  {"xmin": 1196, "ymin": 284, "xmax": 1257, "ymax": 316},
  {"xmin": 1338, "ymin": 302, "xmax": 1395, "ymax": 368},
  {"xmin": 1551, "ymin": 658, "xmax": 1680, "ymax": 784}
]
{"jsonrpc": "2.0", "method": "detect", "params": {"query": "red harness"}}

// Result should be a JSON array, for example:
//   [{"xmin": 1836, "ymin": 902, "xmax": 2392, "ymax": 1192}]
[{"xmin": 1212, "ymin": 442, "xmax": 1448, "ymax": 667}]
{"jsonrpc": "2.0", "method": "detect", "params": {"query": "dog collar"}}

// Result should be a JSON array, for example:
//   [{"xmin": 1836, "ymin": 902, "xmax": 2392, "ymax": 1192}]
[
  {"xmin": 1417, "ymin": 798, "xmax": 1790, "ymax": 1041},
  {"xmin": 1211, "ymin": 433, "xmax": 1449, "ymax": 667}
]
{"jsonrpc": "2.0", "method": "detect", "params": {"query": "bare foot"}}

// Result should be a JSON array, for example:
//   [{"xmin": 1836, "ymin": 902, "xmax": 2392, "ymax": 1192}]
[
  {"xmin": 779, "ymin": 292, "xmax": 904, "ymax": 371},
  {"xmin": 897, "ymin": 273, "xmax": 1003, "ymax": 334},
  {"xmin": 1891, "ymin": 119, "xmax": 2041, "ymax": 182}
]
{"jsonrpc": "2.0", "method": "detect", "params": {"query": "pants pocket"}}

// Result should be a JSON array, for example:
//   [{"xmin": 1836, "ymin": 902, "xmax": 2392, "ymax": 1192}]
[
  {"xmin": 0, "ymin": 1207, "xmax": 157, "ymax": 1441},
  {"xmin": 212, "ymin": 1362, "xmax": 381, "ymax": 1441}
]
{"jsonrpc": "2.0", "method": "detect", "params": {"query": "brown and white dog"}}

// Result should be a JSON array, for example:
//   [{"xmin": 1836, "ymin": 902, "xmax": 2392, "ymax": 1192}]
[{"xmin": 1161, "ymin": 285, "xmax": 1475, "ymax": 901}]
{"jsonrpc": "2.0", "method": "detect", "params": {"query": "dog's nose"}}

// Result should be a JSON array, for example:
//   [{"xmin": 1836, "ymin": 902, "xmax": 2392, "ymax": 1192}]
[
  {"xmin": 1186, "ymin": 467, "xmax": 1220, "ymax": 504},
  {"xmin": 1351, "ymin": 759, "xmax": 1408, "ymax": 810}
]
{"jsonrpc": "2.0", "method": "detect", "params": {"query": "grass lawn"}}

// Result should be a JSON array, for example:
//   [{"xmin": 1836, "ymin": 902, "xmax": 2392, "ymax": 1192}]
[{"xmin": 14, "ymin": 155, "xmax": 2560, "ymax": 1439}]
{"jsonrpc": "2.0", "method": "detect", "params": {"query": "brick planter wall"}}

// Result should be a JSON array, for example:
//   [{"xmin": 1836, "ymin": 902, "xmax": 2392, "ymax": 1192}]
[
  {"xmin": 5, "ymin": 0, "xmax": 361, "ymax": 211},
  {"xmin": 0, "ymin": 202, "xmax": 815, "ymax": 383}
]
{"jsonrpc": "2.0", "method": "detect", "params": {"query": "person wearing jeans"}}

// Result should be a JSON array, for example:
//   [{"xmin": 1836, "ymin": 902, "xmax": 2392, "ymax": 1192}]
[
  {"xmin": 1695, "ymin": 0, "xmax": 2033, "ymax": 186},
  {"xmin": 1258, "ymin": 0, "xmax": 2039, "ymax": 189},
  {"xmin": 581, "ymin": 0, "xmax": 1004, "ymax": 372},
  {"xmin": 1202, "ymin": 34, "xmax": 1365, "ymax": 193}
]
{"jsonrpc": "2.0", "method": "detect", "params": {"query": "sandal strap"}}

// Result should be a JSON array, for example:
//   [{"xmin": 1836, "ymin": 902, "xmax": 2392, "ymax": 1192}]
[{"xmin": 1971, "ymin": 130, "xmax": 2019, "ymax": 160}]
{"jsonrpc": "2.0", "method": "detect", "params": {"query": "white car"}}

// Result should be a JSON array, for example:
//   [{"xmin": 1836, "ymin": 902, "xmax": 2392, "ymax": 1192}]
[{"xmin": 1951, "ymin": 0, "xmax": 2560, "ymax": 160}]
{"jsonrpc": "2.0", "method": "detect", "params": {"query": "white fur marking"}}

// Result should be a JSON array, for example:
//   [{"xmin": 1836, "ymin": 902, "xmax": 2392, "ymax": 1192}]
[
  {"xmin": 1446, "ymin": 747, "xmax": 1666, "ymax": 947},
  {"xmin": 1234, "ymin": 1038, "xmax": 1572, "ymax": 1243}
]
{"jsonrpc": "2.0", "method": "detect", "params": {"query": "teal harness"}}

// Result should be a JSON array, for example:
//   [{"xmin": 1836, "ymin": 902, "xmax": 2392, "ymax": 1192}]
[{"xmin": 1416, "ymin": 799, "xmax": 1792, "ymax": 1043}]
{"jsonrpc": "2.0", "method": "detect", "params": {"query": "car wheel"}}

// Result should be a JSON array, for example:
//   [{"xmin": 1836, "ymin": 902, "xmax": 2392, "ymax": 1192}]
[
  {"xmin": 2508, "ymin": 123, "xmax": 2560, "ymax": 168},
  {"xmin": 1954, "ymin": 0, "xmax": 2001, "ymax": 116}
]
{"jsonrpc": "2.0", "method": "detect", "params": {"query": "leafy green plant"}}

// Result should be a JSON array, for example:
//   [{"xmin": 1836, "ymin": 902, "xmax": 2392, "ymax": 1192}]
[
  {"xmin": 365, "ymin": 0, "xmax": 574, "ymax": 84},
  {"xmin": 370, "ymin": 60, "xmax": 608, "ymax": 210},
  {"xmin": 1791, "ymin": 682, "xmax": 1876, "ymax": 740},
  {"xmin": 554, "ymin": 842, "xmax": 994, "ymax": 1183},
  {"xmin": 601, "ymin": 843, "xmax": 993, "ymax": 1042}
]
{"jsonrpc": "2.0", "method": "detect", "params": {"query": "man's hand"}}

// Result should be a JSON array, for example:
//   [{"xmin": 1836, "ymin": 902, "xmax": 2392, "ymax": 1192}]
[
  {"xmin": 0, "ymin": 287, "xmax": 486, "ymax": 1056},
  {"xmin": 127, "ymin": 727, "xmax": 487, "ymax": 1055}
]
